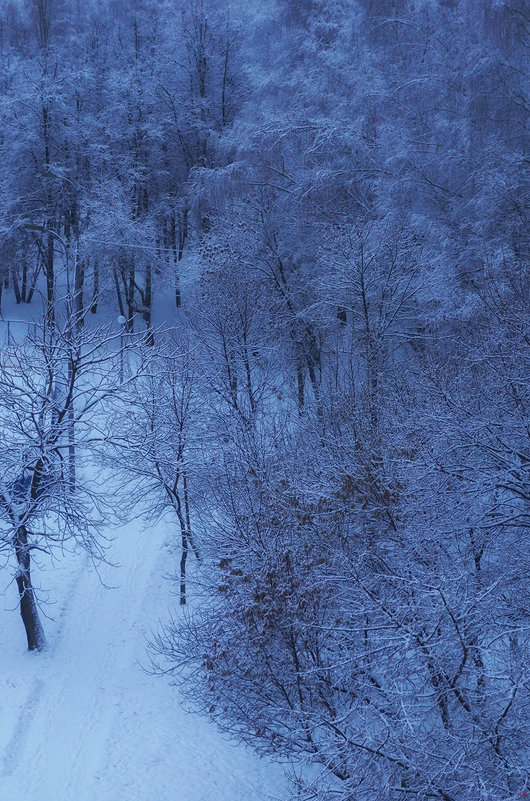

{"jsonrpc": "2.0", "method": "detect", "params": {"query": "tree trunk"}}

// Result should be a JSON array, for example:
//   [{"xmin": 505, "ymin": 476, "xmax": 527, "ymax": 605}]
[
  {"xmin": 67, "ymin": 360, "xmax": 76, "ymax": 493},
  {"xmin": 170, "ymin": 207, "xmax": 187, "ymax": 309},
  {"xmin": 74, "ymin": 255, "xmax": 85, "ymax": 328},
  {"xmin": 113, "ymin": 266, "xmax": 125, "ymax": 319},
  {"xmin": 14, "ymin": 526, "xmax": 45, "ymax": 651},
  {"xmin": 143, "ymin": 262, "xmax": 154, "ymax": 345},
  {"xmin": 180, "ymin": 529, "xmax": 188, "ymax": 606},
  {"xmin": 21, "ymin": 259, "xmax": 28, "ymax": 302},
  {"xmin": 11, "ymin": 266, "xmax": 21, "ymax": 305},
  {"xmin": 26, "ymin": 255, "xmax": 41, "ymax": 304},
  {"xmin": 46, "ymin": 228, "xmax": 55, "ymax": 327},
  {"xmin": 126, "ymin": 262, "xmax": 135, "ymax": 331},
  {"xmin": 91, "ymin": 260, "xmax": 99, "ymax": 314}
]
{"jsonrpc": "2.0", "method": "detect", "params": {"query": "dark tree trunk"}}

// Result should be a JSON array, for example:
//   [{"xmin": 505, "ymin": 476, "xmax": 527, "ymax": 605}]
[
  {"xmin": 14, "ymin": 526, "xmax": 45, "ymax": 651},
  {"xmin": 115, "ymin": 261, "xmax": 135, "ymax": 330},
  {"xmin": 21, "ymin": 259, "xmax": 28, "ymax": 302},
  {"xmin": 91, "ymin": 260, "xmax": 99, "ymax": 314},
  {"xmin": 67, "ymin": 359, "xmax": 76, "ymax": 493},
  {"xmin": 177, "ymin": 207, "xmax": 187, "ymax": 305},
  {"xmin": 170, "ymin": 213, "xmax": 181, "ymax": 309},
  {"xmin": 46, "ymin": 229, "xmax": 55, "ymax": 326},
  {"xmin": 143, "ymin": 262, "xmax": 154, "ymax": 345},
  {"xmin": 26, "ymin": 255, "xmax": 41, "ymax": 304},
  {"xmin": 183, "ymin": 469, "xmax": 200, "ymax": 562},
  {"xmin": 74, "ymin": 255, "xmax": 85, "ymax": 328},
  {"xmin": 174, "ymin": 470, "xmax": 199, "ymax": 606},
  {"xmin": 113, "ymin": 266, "xmax": 126, "ymax": 319},
  {"xmin": 180, "ymin": 529, "xmax": 188, "ymax": 606},
  {"xmin": 170, "ymin": 207, "xmax": 187, "ymax": 308},
  {"xmin": 126, "ymin": 263, "xmax": 135, "ymax": 331},
  {"xmin": 11, "ymin": 266, "xmax": 21, "ymax": 305}
]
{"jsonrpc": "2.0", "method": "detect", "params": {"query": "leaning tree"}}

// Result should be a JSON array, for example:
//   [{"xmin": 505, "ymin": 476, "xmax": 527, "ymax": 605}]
[{"xmin": 0, "ymin": 304, "xmax": 151, "ymax": 650}]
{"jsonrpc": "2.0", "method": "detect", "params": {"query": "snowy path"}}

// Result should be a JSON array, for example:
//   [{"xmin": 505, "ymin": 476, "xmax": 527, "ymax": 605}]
[{"xmin": 0, "ymin": 521, "xmax": 288, "ymax": 801}]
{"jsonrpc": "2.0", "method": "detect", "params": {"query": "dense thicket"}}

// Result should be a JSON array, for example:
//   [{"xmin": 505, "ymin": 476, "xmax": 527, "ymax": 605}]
[{"xmin": 0, "ymin": 0, "xmax": 528, "ymax": 798}]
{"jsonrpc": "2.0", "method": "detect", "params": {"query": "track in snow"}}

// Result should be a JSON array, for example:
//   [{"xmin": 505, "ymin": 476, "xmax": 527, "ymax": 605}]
[{"xmin": 0, "ymin": 521, "xmax": 287, "ymax": 801}]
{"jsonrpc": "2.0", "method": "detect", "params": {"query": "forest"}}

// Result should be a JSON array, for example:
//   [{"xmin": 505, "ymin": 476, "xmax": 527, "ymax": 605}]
[{"xmin": 0, "ymin": 0, "xmax": 528, "ymax": 799}]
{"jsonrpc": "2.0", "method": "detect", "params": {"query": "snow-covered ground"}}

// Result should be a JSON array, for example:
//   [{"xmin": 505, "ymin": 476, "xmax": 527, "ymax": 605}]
[{"xmin": 0, "ymin": 518, "xmax": 289, "ymax": 801}]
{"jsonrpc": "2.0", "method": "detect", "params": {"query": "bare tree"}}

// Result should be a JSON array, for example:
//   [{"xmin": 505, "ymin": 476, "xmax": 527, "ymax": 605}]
[
  {"xmin": 109, "ymin": 337, "xmax": 204, "ymax": 604},
  {"xmin": 0, "ymin": 303, "xmax": 151, "ymax": 650}
]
